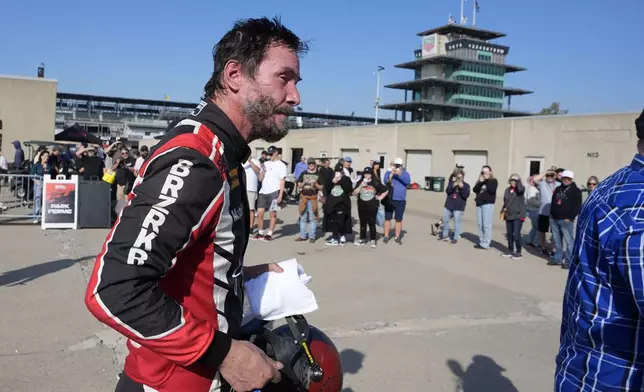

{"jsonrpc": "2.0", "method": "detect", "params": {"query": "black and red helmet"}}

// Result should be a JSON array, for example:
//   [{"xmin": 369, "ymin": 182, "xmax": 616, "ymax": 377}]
[{"xmin": 250, "ymin": 315, "xmax": 343, "ymax": 392}]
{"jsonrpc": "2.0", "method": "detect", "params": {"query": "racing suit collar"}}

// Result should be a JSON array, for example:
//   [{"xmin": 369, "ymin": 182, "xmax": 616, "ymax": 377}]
[{"xmin": 193, "ymin": 100, "xmax": 251, "ymax": 163}]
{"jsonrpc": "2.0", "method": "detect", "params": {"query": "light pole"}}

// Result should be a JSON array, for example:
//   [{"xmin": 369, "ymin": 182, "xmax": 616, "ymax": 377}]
[{"xmin": 375, "ymin": 65, "xmax": 385, "ymax": 125}]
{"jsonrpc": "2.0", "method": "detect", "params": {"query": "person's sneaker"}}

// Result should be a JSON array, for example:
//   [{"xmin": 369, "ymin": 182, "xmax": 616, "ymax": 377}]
[
  {"xmin": 383, "ymin": 237, "xmax": 390, "ymax": 244},
  {"xmin": 33, "ymin": 219, "xmax": 39, "ymax": 224},
  {"xmin": 501, "ymin": 252, "xmax": 513, "ymax": 258},
  {"xmin": 547, "ymin": 260, "xmax": 561, "ymax": 266},
  {"xmin": 394, "ymin": 237, "xmax": 402, "ymax": 245},
  {"xmin": 450, "ymin": 239, "xmax": 458, "ymax": 244},
  {"xmin": 250, "ymin": 233, "xmax": 264, "ymax": 241},
  {"xmin": 325, "ymin": 238, "xmax": 339, "ymax": 246},
  {"xmin": 511, "ymin": 253, "xmax": 523, "ymax": 260},
  {"xmin": 561, "ymin": 262, "xmax": 570, "ymax": 270},
  {"xmin": 309, "ymin": 238, "xmax": 316, "ymax": 244},
  {"xmin": 474, "ymin": 244, "xmax": 488, "ymax": 250},
  {"xmin": 355, "ymin": 239, "xmax": 364, "ymax": 247},
  {"xmin": 294, "ymin": 237, "xmax": 307, "ymax": 242},
  {"xmin": 370, "ymin": 240, "xmax": 377, "ymax": 249},
  {"xmin": 438, "ymin": 236, "xmax": 449, "ymax": 242},
  {"xmin": 262, "ymin": 234, "xmax": 273, "ymax": 243},
  {"xmin": 340, "ymin": 236, "xmax": 347, "ymax": 246}
]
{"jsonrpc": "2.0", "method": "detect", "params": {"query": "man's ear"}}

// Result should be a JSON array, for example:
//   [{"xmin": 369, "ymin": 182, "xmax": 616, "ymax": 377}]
[{"xmin": 222, "ymin": 59, "xmax": 243, "ymax": 93}]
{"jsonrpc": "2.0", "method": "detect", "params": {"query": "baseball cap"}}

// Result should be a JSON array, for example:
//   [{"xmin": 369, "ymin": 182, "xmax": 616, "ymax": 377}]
[
  {"xmin": 363, "ymin": 166, "xmax": 373, "ymax": 174},
  {"xmin": 307, "ymin": 157, "xmax": 316, "ymax": 164},
  {"xmin": 344, "ymin": 156, "xmax": 352, "ymax": 162},
  {"xmin": 561, "ymin": 170, "xmax": 575, "ymax": 179},
  {"xmin": 266, "ymin": 146, "xmax": 278, "ymax": 154},
  {"xmin": 394, "ymin": 157, "xmax": 404, "ymax": 166}
]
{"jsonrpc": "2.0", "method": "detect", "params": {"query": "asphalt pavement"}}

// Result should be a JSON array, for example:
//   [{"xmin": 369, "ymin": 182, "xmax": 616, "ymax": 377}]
[{"xmin": 0, "ymin": 190, "xmax": 567, "ymax": 392}]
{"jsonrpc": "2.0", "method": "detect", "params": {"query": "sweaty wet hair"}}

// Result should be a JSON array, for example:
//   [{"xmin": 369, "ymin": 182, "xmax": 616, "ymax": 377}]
[{"xmin": 203, "ymin": 17, "xmax": 309, "ymax": 98}]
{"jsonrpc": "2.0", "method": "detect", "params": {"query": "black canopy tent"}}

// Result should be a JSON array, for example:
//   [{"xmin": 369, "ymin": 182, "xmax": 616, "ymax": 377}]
[{"xmin": 55, "ymin": 123, "xmax": 102, "ymax": 145}]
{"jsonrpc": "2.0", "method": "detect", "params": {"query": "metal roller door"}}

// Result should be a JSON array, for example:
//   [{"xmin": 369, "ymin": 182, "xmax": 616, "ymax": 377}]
[
  {"xmin": 405, "ymin": 150, "xmax": 432, "ymax": 185},
  {"xmin": 453, "ymin": 150, "xmax": 488, "ymax": 187}
]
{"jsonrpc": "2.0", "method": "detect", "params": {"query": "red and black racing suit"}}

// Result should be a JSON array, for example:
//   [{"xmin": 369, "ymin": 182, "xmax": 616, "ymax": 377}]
[{"xmin": 85, "ymin": 100, "xmax": 251, "ymax": 392}]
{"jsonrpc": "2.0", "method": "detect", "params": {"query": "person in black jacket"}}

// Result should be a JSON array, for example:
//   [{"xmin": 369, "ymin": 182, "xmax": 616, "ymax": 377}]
[
  {"xmin": 500, "ymin": 174, "xmax": 526, "ymax": 259},
  {"xmin": 324, "ymin": 163, "xmax": 354, "ymax": 246},
  {"xmin": 353, "ymin": 166, "xmax": 389, "ymax": 248},
  {"xmin": 472, "ymin": 165, "xmax": 498, "ymax": 249},
  {"xmin": 439, "ymin": 169, "xmax": 470, "ymax": 244},
  {"xmin": 549, "ymin": 170, "xmax": 582, "ymax": 268}
]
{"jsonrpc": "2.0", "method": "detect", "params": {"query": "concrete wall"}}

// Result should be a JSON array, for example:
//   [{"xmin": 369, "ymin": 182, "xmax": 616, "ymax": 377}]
[
  {"xmin": 0, "ymin": 76, "xmax": 57, "ymax": 161},
  {"xmin": 251, "ymin": 111, "xmax": 640, "ymax": 187}
]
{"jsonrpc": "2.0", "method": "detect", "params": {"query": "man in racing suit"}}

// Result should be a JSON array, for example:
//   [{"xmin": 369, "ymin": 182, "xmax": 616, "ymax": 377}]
[{"xmin": 85, "ymin": 17, "xmax": 308, "ymax": 392}]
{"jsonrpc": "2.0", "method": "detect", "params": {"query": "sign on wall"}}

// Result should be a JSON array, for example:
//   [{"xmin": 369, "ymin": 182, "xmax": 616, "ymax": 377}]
[
  {"xmin": 421, "ymin": 34, "xmax": 437, "ymax": 57},
  {"xmin": 42, "ymin": 175, "xmax": 79, "ymax": 230}
]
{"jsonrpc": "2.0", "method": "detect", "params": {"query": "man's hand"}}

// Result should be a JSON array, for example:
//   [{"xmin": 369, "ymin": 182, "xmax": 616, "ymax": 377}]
[
  {"xmin": 276, "ymin": 196, "xmax": 283, "ymax": 204},
  {"xmin": 219, "ymin": 339, "xmax": 283, "ymax": 391},
  {"xmin": 244, "ymin": 263, "xmax": 284, "ymax": 281}
]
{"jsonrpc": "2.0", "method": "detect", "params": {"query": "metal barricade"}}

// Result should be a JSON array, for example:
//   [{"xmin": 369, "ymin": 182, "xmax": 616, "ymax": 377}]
[{"xmin": 0, "ymin": 174, "xmax": 43, "ymax": 222}]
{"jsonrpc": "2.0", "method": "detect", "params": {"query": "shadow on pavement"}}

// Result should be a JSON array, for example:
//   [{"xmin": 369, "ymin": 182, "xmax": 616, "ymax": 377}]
[
  {"xmin": 341, "ymin": 348, "xmax": 365, "ymax": 392},
  {"xmin": 0, "ymin": 255, "xmax": 95, "ymax": 287},
  {"xmin": 447, "ymin": 355, "xmax": 518, "ymax": 392},
  {"xmin": 460, "ymin": 232, "xmax": 507, "ymax": 253}
]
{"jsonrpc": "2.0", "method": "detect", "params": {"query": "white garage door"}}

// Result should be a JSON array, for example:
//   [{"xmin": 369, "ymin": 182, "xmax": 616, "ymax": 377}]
[
  {"xmin": 453, "ymin": 150, "xmax": 488, "ymax": 187},
  {"xmin": 341, "ymin": 148, "xmax": 362, "ymax": 169},
  {"xmin": 405, "ymin": 150, "xmax": 432, "ymax": 185}
]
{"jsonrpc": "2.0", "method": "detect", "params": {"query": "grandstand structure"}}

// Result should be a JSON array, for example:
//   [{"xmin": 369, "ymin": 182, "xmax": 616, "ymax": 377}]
[{"xmin": 55, "ymin": 92, "xmax": 395, "ymax": 145}]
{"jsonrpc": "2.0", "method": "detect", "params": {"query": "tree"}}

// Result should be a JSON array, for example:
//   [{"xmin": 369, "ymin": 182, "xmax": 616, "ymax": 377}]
[{"xmin": 538, "ymin": 102, "xmax": 568, "ymax": 115}]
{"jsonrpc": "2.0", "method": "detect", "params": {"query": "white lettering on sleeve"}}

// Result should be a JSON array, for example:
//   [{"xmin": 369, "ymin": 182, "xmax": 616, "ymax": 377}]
[{"xmin": 128, "ymin": 159, "xmax": 193, "ymax": 266}]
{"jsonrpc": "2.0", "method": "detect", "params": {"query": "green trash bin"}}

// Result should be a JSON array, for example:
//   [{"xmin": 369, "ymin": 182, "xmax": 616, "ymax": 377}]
[{"xmin": 432, "ymin": 176, "xmax": 446, "ymax": 192}]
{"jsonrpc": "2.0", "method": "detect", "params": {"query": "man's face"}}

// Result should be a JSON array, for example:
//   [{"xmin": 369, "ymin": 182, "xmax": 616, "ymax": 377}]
[
  {"xmin": 53, "ymin": 150, "xmax": 60, "ymax": 156},
  {"xmin": 307, "ymin": 163, "xmax": 316, "ymax": 172},
  {"xmin": 87, "ymin": 149, "xmax": 96, "ymax": 157},
  {"xmin": 141, "ymin": 149, "xmax": 149, "ymax": 158},
  {"xmin": 241, "ymin": 45, "xmax": 301, "ymax": 143},
  {"xmin": 562, "ymin": 177, "xmax": 573, "ymax": 186},
  {"xmin": 344, "ymin": 161, "xmax": 351, "ymax": 168},
  {"xmin": 546, "ymin": 173, "xmax": 555, "ymax": 183},
  {"xmin": 324, "ymin": 161, "xmax": 330, "ymax": 168}
]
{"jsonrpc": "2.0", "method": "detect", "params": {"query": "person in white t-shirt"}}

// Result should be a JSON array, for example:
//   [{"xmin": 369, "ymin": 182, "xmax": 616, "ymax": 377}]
[
  {"xmin": 133, "ymin": 145, "xmax": 149, "ymax": 176},
  {"xmin": 243, "ymin": 157, "xmax": 261, "ymax": 232},
  {"xmin": 252, "ymin": 146, "xmax": 286, "ymax": 242}
]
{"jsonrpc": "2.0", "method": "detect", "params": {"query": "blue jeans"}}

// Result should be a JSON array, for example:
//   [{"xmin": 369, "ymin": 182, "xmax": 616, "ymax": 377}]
[
  {"xmin": 550, "ymin": 218, "xmax": 574, "ymax": 263},
  {"xmin": 299, "ymin": 200, "xmax": 317, "ymax": 240},
  {"xmin": 33, "ymin": 181, "xmax": 43, "ymax": 218},
  {"xmin": 527, "ymin": 210, "xmax": 539, "ymax": 245},
  {"xmin": 476, "ymin": 204, "xmax": 495, "ymax": 248},
  {"xmin": 442, "ymin": 208, "xmax": 464, "ymax": 240}
]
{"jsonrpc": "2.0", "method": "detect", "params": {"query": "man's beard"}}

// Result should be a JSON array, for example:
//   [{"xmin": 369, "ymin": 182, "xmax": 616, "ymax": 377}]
[{"xmin": 243, "ymin": 94, "xmax": 293, "ymax": 143}]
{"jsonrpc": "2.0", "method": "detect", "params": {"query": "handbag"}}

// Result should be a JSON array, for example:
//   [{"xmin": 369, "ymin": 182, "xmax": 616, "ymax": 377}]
[{"xmin": 499, "ymin": 209, "xmax": 506, "ymax": 221}]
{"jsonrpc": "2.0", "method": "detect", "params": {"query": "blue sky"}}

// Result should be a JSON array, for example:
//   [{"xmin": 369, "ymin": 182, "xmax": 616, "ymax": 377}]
[{"xmin": 1, "ymin": 0, "xmax": 642, "ymax": 119}]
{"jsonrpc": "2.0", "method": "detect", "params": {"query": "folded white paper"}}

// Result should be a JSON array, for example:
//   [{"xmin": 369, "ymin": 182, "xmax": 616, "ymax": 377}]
[{"xmin": 243, "ymin": 258, "xmax": 318, "ymax": 323}]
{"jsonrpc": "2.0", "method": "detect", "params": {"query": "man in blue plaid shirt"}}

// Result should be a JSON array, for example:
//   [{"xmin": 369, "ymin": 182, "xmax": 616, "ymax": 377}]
[{"xmin": 556, "ymin": 110, "xmax": 644, "ymax": 391}]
